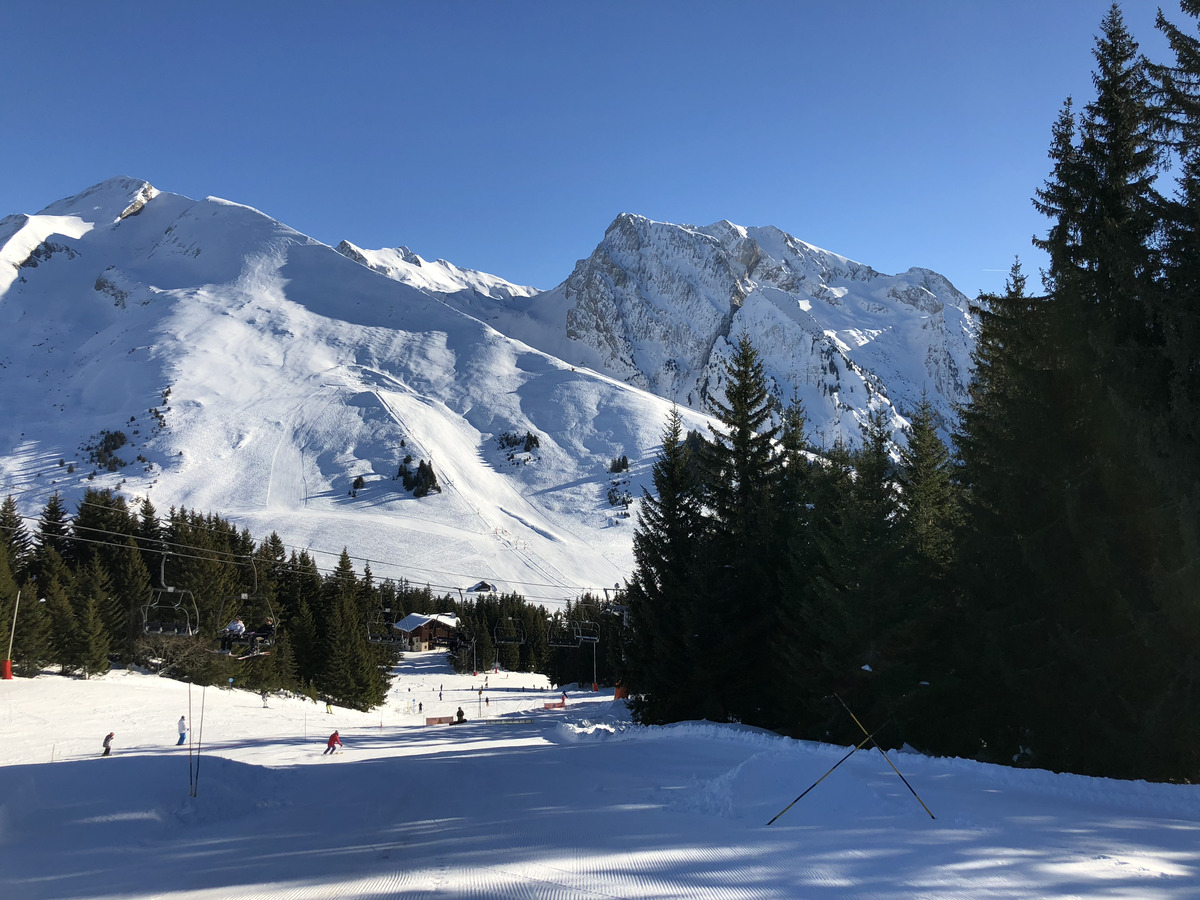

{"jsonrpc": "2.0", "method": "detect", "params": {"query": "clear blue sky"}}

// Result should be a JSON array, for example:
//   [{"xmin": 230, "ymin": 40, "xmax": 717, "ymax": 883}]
[{"xmin": 1, "ymin": 1, "xmax": 1176, "ymax": 298}]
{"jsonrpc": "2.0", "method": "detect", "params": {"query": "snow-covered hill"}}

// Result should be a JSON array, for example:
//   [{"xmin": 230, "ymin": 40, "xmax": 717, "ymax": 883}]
[
  {"xmin": 0, "ymin": 178, "xmax": 703, "ymax": 601},
  {"xmin": 354, "ymin": 212, "xmax": 978, "ymax": 448},
  {"xmin": 0, "ymin": 177, "xmax": 977, "ymax": 600}
]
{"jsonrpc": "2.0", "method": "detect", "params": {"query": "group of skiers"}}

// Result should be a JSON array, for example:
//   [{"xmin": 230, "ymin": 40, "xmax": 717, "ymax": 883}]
[
  {"xmin": 105, "ymin": 714, "xmax": 340, "ymax": 757},
  {"xmin": 101, "ymin": 677, "xmax": 552, "ymax": 757}
]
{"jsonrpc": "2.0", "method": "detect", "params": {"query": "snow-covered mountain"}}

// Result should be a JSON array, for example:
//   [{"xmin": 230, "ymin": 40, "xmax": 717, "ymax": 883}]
[
  {"xmin": 335, "ymin": 240, "xmax": 539, "ymax": 303},
  {"xmin": 351, "ymin": 213, "xmax": 978, "ymax": 448},
  {"xmin": 0, "ymin": 177, "xmax": 976, "ymax": 601},
  {"xmin": 0, "ymin": 178, "xmax": 703, "ymax": 601}
]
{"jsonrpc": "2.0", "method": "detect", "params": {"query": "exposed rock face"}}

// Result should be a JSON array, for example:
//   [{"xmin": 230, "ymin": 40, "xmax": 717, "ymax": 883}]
[{"xmin": 539, "ymin": 214, "xmax": 977, "ymax": 446}]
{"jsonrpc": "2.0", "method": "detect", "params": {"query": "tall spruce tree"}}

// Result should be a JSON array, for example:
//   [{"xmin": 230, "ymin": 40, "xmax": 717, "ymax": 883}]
[
  {"xmin": 800, "ymin": 408, "xmax": 903, "ymax": 741},
  {"xmin": 955, "ymin": 6, "xmax": 1198, "ymax": 777},
  {"xmin": 773, "ymin": 395, "xmax": 820, "ymax": 732},
  {"xmin": 73, "ymin": 555, "xmax": 112, "ymax": 679},
  {"xmin": 1152, "ymin": 3, "xmax": 1200, "ymax": 493},
  {"xmin": 892, "ymin": 394, "xmax": 960, "ymax": 748},
  {"xmin": 0, "ymin": 496, "xmax": 32, "ymax": 583},
  {"xmin": 701, "ymin": 335, "xmax": 782, "ymax": 725},
  {"xmin": 35, "ymin": 494, "xmax": 71, "ymax": 578},
  {"xmin": 625, "ymin": 406, "xmax": 707, "ymax": 724},
  {"xmin": 109, "ymin": 538, "xmax": 152, "ymax": 664}
]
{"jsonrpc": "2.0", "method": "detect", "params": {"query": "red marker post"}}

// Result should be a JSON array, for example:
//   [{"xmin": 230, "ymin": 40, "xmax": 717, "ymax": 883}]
[{"xmin": 3, "ymin": 591, "xmax": 20, "ymax": 679}]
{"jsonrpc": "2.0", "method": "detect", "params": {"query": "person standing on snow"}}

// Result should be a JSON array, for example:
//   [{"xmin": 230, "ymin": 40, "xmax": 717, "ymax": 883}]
[
  {"xmin": 324, "ymin": 731, "xmax": 341, "ymax": 755},
  {"xmin": 102, "ymin": 732, "xmax": 114, "ymax": 756},
  {"xmin": 177, "ymin": 716, "xmax": 187, "ymax": 745}
]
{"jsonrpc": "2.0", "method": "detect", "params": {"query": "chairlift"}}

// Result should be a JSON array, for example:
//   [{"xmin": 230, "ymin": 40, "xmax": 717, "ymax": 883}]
[
  {"xmin": 576, "ymin": 620, "xmax": 600, "ymax": 644},
  {"xmin": 547, "ymin": 620, "xmax": 581, "ymax": 648},
  {"xmin": 141, "ymin": 554, "xmax": 200, "ymax": 637},
  {"xmin": 493, "ymin": 616, "xmax": 526, "ymax": 645},
  {"xmin": 366, "ymin": 605, "xmax": 405, "ymax": 645},
  {"xmin": 214, "ymin": 557, "xmax": 277, "ymax": 655}
]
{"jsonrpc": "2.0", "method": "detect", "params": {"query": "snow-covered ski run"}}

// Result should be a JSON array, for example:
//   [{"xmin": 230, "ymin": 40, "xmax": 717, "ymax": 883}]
[{"xmin": 1, "ymin": 651, "xmax": 1198, "ymax": 899}]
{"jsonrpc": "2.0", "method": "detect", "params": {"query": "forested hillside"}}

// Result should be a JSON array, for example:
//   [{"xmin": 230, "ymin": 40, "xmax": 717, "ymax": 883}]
[
  {"xmin": 624, "ymin": 4, "xmax": 1200, "ymax": 781},
  {"xmin": 0, "ymin": 490, "xmax": 624, "ymax": 709}
]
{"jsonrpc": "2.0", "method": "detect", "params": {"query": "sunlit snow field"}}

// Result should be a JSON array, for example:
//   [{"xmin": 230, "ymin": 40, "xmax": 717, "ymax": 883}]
[{"xmin": 2, "ymin": 651, "xmax": 1198, "ymax": 899}]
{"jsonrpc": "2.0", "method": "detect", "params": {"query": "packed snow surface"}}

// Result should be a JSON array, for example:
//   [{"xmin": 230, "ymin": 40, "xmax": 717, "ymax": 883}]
[{"xmin": 2, "ymin": 654, "xmax": 1198, "ymax": 899}]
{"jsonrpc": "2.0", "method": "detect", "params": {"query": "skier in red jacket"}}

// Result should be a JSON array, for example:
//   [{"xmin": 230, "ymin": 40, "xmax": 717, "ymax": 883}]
[{"xmin": 323, "ymin": 731, "xmax": 341, "ymax": 755}]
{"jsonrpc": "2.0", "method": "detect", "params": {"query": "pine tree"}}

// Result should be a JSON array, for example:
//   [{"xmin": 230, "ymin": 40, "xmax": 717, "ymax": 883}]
[
  {"xmin": 954, "ymin": 6, "xmax": 1196, "ymax": 776},
  {"xmin": 0, "ymin": 496, "xmax": 32, "ymax": 582},
  {"xmin": 1151, "ymin": 2, "xmax": 1200, "ymax": 496},
  {"xmin": 315, "ymin": 551, "xmax": 388, "ymax": 709},
  {"xmin": 75, "ymin": 594, "xmax": 112, "ymax": 680},
  {"xmin": 0, "ymin": 552, "xmax": 21, "ymax": 666},
  {"xmin": 109, "ymin": 538, "xmax": 152, "ymax": 664},
  {"xmin": 800, "ymin": 408, "xmax": 903, "ymax": 740},
  {"xmin": 35, "ymin": 493, "xmax": 71, "ymax": 577},
  {"xmin": 10, "ymin": 576, "xmax": 51, "ymax": 676},
  {"xmin": 773, "ymin": 395, "xmax": 819, "ymax": 731},
  {"xmin": 702, "ymin": 335, "xmax": 783, "ymax": 724},
  {"xmin": 40, "ymin": 549, "xmax": 78, "ymax": 675},
  {"xmin": 73, "ymin": 553, "xmax": 114, "ymax": 667},
  {"xmin": 891, "ymin": 392, "xmax": 960, "ymax": 746},
  {"xmin": 625, "ymin": 407, "xmax": 707, "ymax": 723}
]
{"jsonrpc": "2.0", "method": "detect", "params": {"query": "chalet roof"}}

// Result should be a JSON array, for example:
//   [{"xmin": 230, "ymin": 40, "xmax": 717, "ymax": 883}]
[{"xmin": 393, "ymin": 612, "xmax": 461, "ymax": 634}]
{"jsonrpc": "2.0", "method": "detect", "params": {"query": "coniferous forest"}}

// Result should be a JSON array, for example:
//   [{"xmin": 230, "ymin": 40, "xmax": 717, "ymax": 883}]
[
  {"xmin": 625, "ymin": 4, "xmax": 1200, "ymax": 781},
  {"xmin": 1, "ymin": 5, "xmax": 1197, "ymax": 782},
  {"xmin": 0, "ymin": 487, "xmax": 624, "ymax": 711}
]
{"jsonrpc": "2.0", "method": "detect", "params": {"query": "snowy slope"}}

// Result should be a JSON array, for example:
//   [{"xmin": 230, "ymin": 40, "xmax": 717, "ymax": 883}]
[
  {"xmin": 2, "ymin": 658, "xmax": 1199, "ymax": 899},
  {"xmin": 367, "ymin": 213, "xmax": 978, "ymax": 448},
  {"xmin": 335, "ymin": 240, "xmax": 539, "ymax": 301},
  {"xmin": 0, "ymin": 178, "xmax": 704, "ymax": 601}
]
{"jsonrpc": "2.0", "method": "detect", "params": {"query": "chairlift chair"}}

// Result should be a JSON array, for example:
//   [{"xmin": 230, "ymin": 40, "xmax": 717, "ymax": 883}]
[
  {"xmin": 547, "ymin": 620, "xmax": 581, "ymax": 648},
  {"xmin": 493, "ymin": 616, "xmax": 527, "ymax": 645},
  {"xmin": 366, "ymin": 605, "xmax": 405, "ymax": 645},
  {"xmin": 141, "ymin": 554, "xmax": 200, "ymax": 637},
  {"xmin": 214, "ymin": 557, "xmax": 278, "ymax": 654}
]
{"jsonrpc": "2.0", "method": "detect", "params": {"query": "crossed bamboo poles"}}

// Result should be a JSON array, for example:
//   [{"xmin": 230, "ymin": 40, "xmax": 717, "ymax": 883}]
[{"xmin": 766, "ymin": 693, "xmax": 935, "ymax": 826}]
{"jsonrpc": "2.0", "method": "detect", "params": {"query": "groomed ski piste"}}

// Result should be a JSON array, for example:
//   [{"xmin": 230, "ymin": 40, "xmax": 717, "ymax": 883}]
[{"xmin": 2, "ymin": 652, "xmax": 1199, "ymax": 899}]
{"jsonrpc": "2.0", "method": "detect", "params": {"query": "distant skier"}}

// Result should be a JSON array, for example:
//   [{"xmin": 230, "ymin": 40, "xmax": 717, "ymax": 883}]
[
  {"xmin": 177, "ymin": 716, "xmax": 187, "ymax": 745},
  {"xmin": 455, "ymin": 707, "xmax": 466, "ymax": 724},
  {"xmin": 102, "ymin": 732, "xmax": 114, "ymax": 757},
  {"xmin": 418, "ymin": 701, "xmax": 423, "ymax": 713},
  {"xmin": 324, "ymin": 731, "xmax": 341, "ymax": 755},
  {"xmin": 261, "ymin": 690, "xmax": 269, "ymax": 708}
]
